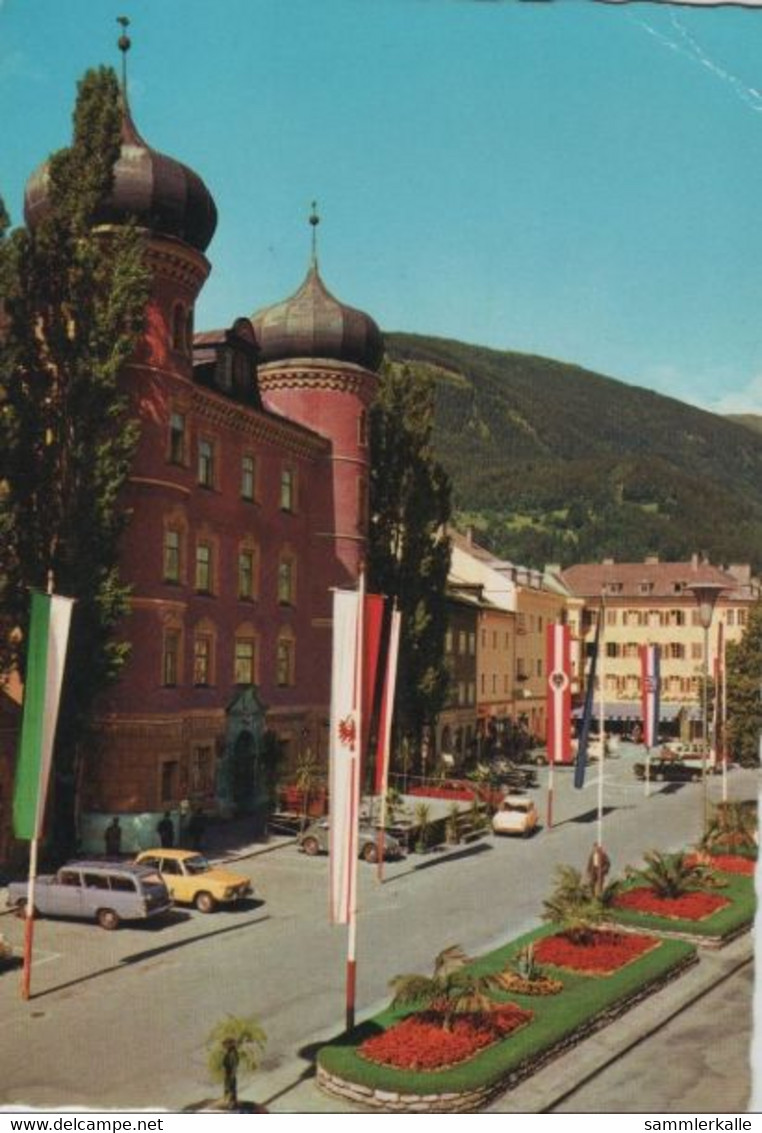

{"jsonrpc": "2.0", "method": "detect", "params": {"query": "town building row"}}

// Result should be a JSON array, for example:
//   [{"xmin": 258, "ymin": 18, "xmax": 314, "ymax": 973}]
[{"xmin": 0, "ymin": 56, "xmax": 758, "ymax": 864}]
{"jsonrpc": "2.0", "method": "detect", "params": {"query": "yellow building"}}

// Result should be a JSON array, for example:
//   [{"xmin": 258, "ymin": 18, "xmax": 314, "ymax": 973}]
[{"xmin": 558, "ymin": 555, "xmax": 759, "ymax": 735}]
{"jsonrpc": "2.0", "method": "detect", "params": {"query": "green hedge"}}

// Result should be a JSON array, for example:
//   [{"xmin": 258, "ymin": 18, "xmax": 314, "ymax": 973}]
[
  {"xmin": 317, "ymin": 925, "xmax": 696, "ymax": 1097},
  {"xmin": 608, "ymin": 873, "xmax": 755, "ymax": 939}
]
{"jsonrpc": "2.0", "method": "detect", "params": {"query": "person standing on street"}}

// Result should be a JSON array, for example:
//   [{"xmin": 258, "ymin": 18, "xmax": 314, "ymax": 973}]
[
  {"xmin": 104, "ymin": 817, "xmax": 122, "ymax": 858},
  {"xmin": 157, "ymin": 811, "xmax": 174, "ymax": 848}
]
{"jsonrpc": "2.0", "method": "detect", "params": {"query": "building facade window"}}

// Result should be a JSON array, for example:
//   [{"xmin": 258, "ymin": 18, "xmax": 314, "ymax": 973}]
[
  {"xmin": 358, "ymin": 409, "xmax": 368, "ymax": 446},
  {"xmin": 238, "ymin": 547, "xmax": 258, "ymax": 600},
  {"xmin": 276, "ymin": 631, "xmax": 295, "ymax": 687},
  {"xmin": 169, "ymin": 411, "xmax": 186, "ymax": 465},
  {"xmin": 193, "ymin": 633, "xmax": 214, "ymax": 686},
  {"xmin": 198, "ymin": 439, "xmax": 216, "ymax": 488},
  {"xmin": 190, "ymin": 745, "xmax": 214, "ymax": 794},
  {"xmin": 280, "ymin": 466, "xmax": 296, "ymax": 512},
  {"xmin": 241, "ymin": 454, "xmax": 256, "ymax": 501},
  {"xmin": 277, "ymin": 554, "xmax": 296, "ymax": 606},
  {"xmin": 234, "ymin": 638, "xmax": 257, "ymax": 685},
  {"xmin": 164, "ymin": 529, "xmax": 181, "ymax": 584},
  {"xmin": 162, "ymin": 629, "xmax": 181, "ymax": 686},
  {"xmin": 195, "ymin": 543, "xmax": 212, "ymax": 593}
]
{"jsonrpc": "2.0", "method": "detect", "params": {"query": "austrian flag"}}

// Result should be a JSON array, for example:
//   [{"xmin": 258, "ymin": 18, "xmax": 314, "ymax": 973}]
[{"xmin": 640, "ymin": 644, "xmax": 661, "ymax": 750}]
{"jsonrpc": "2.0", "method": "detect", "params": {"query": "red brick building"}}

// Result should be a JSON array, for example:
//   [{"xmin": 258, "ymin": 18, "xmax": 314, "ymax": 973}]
[{"xmin": 20, "ymin": 97, "xmax": 383, "ymax": 836}]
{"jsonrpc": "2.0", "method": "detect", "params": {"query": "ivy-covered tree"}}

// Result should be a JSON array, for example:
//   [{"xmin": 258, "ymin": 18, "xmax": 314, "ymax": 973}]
[
  {"xmin": 368, "ymin": 361, "xmax": 452, "ymax": 767},
  {"xmin": 725, "ymin": 601, "xmax": 762, "ymax": 767},
  {"xmin": 0, "ymin": 67, "xmax": 151, "ymax": 854}
]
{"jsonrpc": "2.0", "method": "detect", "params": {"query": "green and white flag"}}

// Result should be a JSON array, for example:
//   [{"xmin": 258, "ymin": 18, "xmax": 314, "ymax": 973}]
[{"xmin": 13, "ymin": 592, "xmax": 74, "ymax": 841}]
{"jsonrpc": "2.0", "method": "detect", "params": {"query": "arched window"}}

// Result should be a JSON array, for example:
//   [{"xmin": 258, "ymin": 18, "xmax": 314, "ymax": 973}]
[{"xmin": 276, "ymin": 628, "xmax": 296, "ymax": 687}]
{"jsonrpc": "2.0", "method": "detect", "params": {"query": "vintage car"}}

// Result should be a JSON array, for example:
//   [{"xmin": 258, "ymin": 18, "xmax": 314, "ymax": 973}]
[
  {"xmin": 7, "ymin": 861, "xmax": 172, "ymax": 930},
  {"xmin": 297, "ymin": 819, "xmax": 405, "ymax": 863},
  {"xmin": 134, "ymin": 849, "xmax": 252, "ymax": 913},
  {"xmin": 491, "ymin": 794, "xmax": 539, "ymax": 837},
  {"xmin": 634, "ymin": 759, "xmax": 702, "ymax": 783}
]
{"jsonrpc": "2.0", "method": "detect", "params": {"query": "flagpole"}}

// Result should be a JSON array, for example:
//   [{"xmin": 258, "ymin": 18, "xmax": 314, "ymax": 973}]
[
  {"xmin": 721, "ymin": 623, "xmax": 728, "ymax": 804},
  {"xmin": 345, "ymin": 569, "xmax": 365, "ymax": 1033},
  {"xmin": 597, "ymin": 598, "xmax": 605, "ymax": 848}
]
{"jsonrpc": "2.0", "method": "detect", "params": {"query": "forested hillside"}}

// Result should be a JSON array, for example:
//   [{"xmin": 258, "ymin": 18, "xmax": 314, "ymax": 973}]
[{"xmin": 385, "ymin": 332, "xmax": 762, "ymax": 571}]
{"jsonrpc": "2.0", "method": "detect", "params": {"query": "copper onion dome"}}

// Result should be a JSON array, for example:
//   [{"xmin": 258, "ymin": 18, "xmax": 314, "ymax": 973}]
[
  {"xmin": 24, "ymin": 101, "xmax": 217, "ymax": 254},
  {"xmin": 251, "ymin": 262, "xmax": 384, "ymax": 373}
]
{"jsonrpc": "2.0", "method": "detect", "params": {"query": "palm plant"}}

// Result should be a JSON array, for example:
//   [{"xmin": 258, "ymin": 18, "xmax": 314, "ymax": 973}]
[
  {"xmin": 206, "ymin": 1015, "xmax": 266, "ymax": 1110},
  {"xmin": 389, "ymin": 945, "xmax": 501, "ymax": 1030},
  {"xmin": 702, "ymin": 801, "xmax": 758, "ymax": 853},
  {"xmin": 626, "ymin": 850, "xmax": 712, "ymax": 899},
  {"xmin": 414, "ymin": 801, "xmax": 431, "ymax": 852},
  {"xmin": 542, "ymin": 864, "xmax": 617, "ymax": 944}
]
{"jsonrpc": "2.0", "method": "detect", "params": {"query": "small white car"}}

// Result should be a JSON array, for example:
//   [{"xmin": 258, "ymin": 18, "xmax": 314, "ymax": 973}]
[{"xmin": 491, "ymin": 795, "xmax": 538, "ymax": 837}]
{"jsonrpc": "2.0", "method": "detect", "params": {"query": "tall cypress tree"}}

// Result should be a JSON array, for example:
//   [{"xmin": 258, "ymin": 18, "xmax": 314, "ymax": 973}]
[
  {"xmin": 368, "ymin": 361, "xmax": 452, "ymax": 766},
  {"xmin": 0, "ymin": 67, "xmax": 151, "ymax": 853},
  {"xmin": 725, "ymin": 601, "xmax": 762, "ymax": 768}
]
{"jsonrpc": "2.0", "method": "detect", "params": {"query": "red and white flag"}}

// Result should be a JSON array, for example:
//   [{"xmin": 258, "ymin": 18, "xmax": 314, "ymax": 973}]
[
  {"xmin": 546, "ymin": 622, "xmax": 572, "ymax": 764},
  {"xmin": 329, "ymin": 585, "xmax": 385, "ymax": 925},
  {"xmin": 640, "ymin": 644, "xmax": 661, "ymax": 750}
]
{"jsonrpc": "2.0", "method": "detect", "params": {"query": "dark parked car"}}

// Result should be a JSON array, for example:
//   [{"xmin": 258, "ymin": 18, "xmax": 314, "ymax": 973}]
[
  {"xmin": 297, "ymin": 820, "xmax": 405, "ymax": 863},
  {"xmin": 634, "ymin": 759, "xmax": 702, "ymax": 783}
]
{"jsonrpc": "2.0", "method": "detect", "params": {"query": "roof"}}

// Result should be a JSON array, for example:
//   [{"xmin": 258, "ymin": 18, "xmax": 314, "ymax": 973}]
[
  {"xmin": 560, "ymin": 558, "xmax": 746, "ymax": 601},
  {"xmin": 251, "ymin": 262, "xmax": 384, "ymax": 372}
]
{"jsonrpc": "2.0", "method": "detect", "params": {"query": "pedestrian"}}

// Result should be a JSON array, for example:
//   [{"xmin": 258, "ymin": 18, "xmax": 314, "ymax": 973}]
[
  {"xmin": 156, "ymin": 811, "xmax": 174, "ymax": 849},
  {"xmin": 586, "ymin": 841, "xmax": 611, "ymax": 897},
  {"xmin": 104, "ymin": 817, "xmax": 122, "ymax": 858},
  {"xmin": 187, "ymin": 806, "xmax": 206, "ymax": 852}
]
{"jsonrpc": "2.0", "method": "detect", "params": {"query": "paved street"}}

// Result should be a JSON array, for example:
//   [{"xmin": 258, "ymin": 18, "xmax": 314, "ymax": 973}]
[{"xmin": 0, "ymin": 749, "xmax": 756, "ymax": 1113}]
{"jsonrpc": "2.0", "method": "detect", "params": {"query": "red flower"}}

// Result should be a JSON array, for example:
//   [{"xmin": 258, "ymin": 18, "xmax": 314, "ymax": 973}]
[
  {"xmin": 614, "ymin": 887, "xmax": 730, "ymax": 921},
  {"xmin": 534, "ymin": 930, "xmax": 658, "ymax": 973},
  {"xmin": 358, "ymin": 1004, "xmax": 533, "ymax": 1070},
  {"xmin": 706, "ymin": 855, "xmax": 755, "ymax": 876}
]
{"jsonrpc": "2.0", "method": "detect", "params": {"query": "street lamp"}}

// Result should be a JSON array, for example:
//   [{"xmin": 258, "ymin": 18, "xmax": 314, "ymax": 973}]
[{"xmin": 686, "ymin": 580, "xmax": 727, "ymax": 833}]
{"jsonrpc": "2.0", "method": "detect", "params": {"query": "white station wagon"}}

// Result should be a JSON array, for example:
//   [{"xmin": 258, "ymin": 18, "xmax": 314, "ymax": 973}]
[{"xmin": 7, "ymin": 860, "xmax": 173, "ymax": 930}]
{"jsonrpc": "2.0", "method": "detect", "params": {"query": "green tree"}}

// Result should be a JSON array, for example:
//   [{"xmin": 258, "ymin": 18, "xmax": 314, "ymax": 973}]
[
  {"xmin": 725, "ymin": 601, "xmax": 762, "ymax": 767},
  {"xmin": 368, "ymin": 361, "xmax": 452, "ymax": 767},
  {"xmin": 0, "ymin": 67, "xmax": 150, "ymax": 854}
]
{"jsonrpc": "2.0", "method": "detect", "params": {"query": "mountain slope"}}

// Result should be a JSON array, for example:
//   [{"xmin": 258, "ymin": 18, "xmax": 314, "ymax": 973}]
[{"xmin": 384, "ymin": 332, "xmax": 762, "ymax": 571}]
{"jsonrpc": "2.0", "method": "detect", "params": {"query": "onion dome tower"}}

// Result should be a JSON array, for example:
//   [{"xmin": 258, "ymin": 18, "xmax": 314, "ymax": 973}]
[
  {"xmin": 252, "ymin": 205, "xmax": 384, "ymax": 584},
  {"xmin": 24, "ymin": 21, "xmax": 217, "ymax": 377}
]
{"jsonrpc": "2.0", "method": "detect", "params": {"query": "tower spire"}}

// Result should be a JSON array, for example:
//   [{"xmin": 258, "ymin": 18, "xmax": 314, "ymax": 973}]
[
  {"xmin": 117, "ymin": 16, "xmax": 131, "ymax": 98},
  {"xmin": 309, "ymin": 200, "xmax": 320, "ymax": 268}
]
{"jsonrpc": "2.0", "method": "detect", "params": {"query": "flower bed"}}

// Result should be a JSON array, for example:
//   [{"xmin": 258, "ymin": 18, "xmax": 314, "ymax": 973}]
[
  {"xmin": 685, "ymin": 853, "xmax": 756, "ymax": 877},
  {"xmin": 359, "ymin": 1004, "xmax": 533, "ymax": 1071},
  {"xmin": 317, "ymin": 927, "xmax": 698, "ymax": 1111},
  {"xmin": 608, "ymin": 870, "xmax": 754, "ymax": 942},
  {"xmin": 706, "ymin": 855, "xmax": 756, "ymax": 876},
  {"xmin": 614, "ymin": 888, "xmax": 729, "ymax": 922},
  {"xmin": 534, "ymin": 930, "xmax": 658, "ymax": 974}
]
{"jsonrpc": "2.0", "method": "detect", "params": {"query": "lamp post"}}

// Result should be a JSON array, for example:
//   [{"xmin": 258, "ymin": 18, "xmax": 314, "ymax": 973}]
[{"xmin": 687, "ymin": 581, "xmax": 727, "ymax": 833}]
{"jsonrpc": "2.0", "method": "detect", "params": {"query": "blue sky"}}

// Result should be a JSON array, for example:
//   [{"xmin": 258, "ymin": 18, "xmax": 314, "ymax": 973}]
[{"xmin": 3, "ymin": 0, "xmax": 762, "ymax": 415}]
